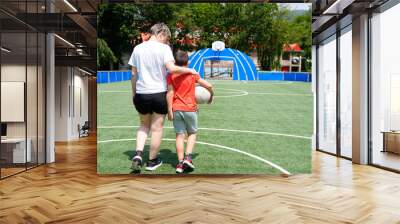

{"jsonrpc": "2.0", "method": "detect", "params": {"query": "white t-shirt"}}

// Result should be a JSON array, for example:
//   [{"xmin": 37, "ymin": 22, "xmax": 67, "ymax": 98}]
[{"xmin": 128, "ymin": 40, "xmax": 174, "ymax": 94}]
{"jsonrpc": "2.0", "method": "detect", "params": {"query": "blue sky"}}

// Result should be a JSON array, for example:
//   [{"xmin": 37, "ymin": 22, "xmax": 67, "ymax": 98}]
[{"xmin": 280, "ymin": 3, "xmax": 311, "ymax": 11}]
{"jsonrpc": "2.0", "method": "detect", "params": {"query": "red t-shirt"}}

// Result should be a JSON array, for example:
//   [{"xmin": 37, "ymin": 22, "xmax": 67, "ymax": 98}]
[{"xmin": 166, "ymin": 72, "xmax": 200, "ymax": 112}]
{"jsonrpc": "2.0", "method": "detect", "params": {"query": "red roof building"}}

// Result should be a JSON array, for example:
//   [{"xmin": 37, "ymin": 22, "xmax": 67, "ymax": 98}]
[
  {"xmin": 283, "ymin": 43, "xmax": 303, "ymax": 53},
  {"xmin": 281, "ymin": 43, "xmax": 304, "ymax": 72}
]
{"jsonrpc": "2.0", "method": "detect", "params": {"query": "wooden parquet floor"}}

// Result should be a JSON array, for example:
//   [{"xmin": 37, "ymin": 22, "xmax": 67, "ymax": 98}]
[{"xmin": 1, "ymin": 135, "xmax": 400, "ymax": 224}]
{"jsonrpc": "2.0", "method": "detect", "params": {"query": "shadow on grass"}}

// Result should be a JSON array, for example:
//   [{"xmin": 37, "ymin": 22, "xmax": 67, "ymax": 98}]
[{"xmin": 124, "ymin": 145, "xmax": 198, "ymax": 174}]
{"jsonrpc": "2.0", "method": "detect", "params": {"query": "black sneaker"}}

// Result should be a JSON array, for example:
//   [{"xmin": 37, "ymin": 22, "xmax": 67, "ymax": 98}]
[
  {"xmin": 131, "ymin": 154, "xmax": 143, "ymax": 171},
  {"xmin": 145, "ymin": 157, "xmax": 163, "ymax": 171}
]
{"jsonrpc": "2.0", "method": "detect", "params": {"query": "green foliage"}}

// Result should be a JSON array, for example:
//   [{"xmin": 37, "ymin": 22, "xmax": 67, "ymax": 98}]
[
  {"xmin": 97, "ymin": 38, "xmax": 118, "ymax": 70},
  {"xmin": 98, "ymin": 3, "xmax": 312, "ymax": 71},
  {"xmin": 285, "ymin": 10, "xmax": 312, "ymax": 71}
]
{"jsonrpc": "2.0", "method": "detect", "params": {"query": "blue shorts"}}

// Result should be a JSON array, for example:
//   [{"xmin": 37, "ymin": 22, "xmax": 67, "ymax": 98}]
[{"xmin": 173, "ymin": 111, "xmax": 198, "ymax": 134}]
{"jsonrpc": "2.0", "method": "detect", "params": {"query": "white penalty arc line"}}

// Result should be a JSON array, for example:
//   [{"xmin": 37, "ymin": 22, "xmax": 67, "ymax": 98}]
[
  {"xmin": 210, "ymin": 81, "xmax": 293, "ymax": 85},
  {"xmin": 98, "ymin": 138, "xmax": 291, "ymax": 175},
  {"xmin": 98, "ymin": 126, "xmax": 311, "ymax": 140},
  {"xmin": 214, "ymin": 88, "xmax": 248, "ymax": 98}
]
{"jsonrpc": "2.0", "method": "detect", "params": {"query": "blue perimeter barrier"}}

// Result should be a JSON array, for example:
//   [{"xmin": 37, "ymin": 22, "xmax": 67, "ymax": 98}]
[
  {"xmin": 97, "ymin": 71, "xmax": 131, "ymax": 83},
  {"xmin": 97, "ymin": 71, "xmax": 311, "ymax": 83},
  {"xmin": 257, "ymin": 72, "xmax": 311, "ymax": 82}
]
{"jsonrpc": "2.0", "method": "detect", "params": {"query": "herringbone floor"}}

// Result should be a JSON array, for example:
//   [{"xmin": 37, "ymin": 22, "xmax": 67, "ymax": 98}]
[{"xmin": 1, "ymin": 135, "xmax": 400, "ymax": 224}]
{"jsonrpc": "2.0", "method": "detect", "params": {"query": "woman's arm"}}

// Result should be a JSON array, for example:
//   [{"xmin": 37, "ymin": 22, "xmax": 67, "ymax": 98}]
[
  {"xmin": 131, "ymin": 67, "xmax": 138, "ymax": 97},
  {"xmin": 165, "ymin": 61, "xmax": 198, "ymax": 76},
  {"xmin": 166, "ymin": 85, "xmax": 174, "ymax": 121}
]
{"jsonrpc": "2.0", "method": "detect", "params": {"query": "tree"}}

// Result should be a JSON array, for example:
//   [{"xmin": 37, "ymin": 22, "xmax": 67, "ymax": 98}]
[
  {"xmin": 286, "ymin": 10, "xmax": 312, "ymax": 71},
  {"xmin": 97, "ymin": 38, "xmax": 117, "ymax": 70},
  {"xmin": 97, "ymin": 3, "xmax": 311, "ymax": 71},
  {"xmin": 98, "ymin": 3, "xmax": 140, "ymax": 69},
  {"xmin": 173, "ymin": 3, "xmax": 286, "ymax": 70},
  {"xmin": 98, "ymin": 3, "xmax": 175, "ymax": 69}
]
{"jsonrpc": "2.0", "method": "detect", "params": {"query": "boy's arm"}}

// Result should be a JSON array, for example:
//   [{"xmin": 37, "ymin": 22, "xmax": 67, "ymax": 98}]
[
  {"xmin": 197, "ymin": 78, "xmax": 214, "ymax": 104},
  {"xmin": 165, "ymin": 61, "xmax": 198, "ymax": 76},
  {"xmin": 131, "ymin": 67, "xmax": 138, "ymax": 98},
  {"xmin": 166, "ymin": 84, "xmax": 174, "ymax": 121}
]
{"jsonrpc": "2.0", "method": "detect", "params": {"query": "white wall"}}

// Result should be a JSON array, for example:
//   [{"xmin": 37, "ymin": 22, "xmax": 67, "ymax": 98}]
[
  {"xmin": 55, "ymin": 66, "xmax": 69, "ymax": 141},
  {"xmin": 55, "ymin": 67, "xmax": 89, "ymax": 141},
  {"xmin": 75, "ymin": 73, "xmax": 89, "ymax": 122},
  {"xmin": 72, "ymin": 73, "xmax": 89, "ymax": 138}
]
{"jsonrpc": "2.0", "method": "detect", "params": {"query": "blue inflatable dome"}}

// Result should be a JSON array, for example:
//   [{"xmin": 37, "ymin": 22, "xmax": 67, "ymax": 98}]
[{"xmin": 188, "ymin": 48, "xmax": 257, "ymax": 81}]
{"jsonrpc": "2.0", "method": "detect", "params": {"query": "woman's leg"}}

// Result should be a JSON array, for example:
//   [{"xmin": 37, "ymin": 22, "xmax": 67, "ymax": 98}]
[
  {"xmin": 149, "ymin": 113, "xmax": 166, "ymax": 160},
  {"xmin": 135, "ymin": 113, "xmax": 151, "ymax": 152},
  {"xmin": 132, "ymin": 113, "xmax": 151, "ymax": 170}
]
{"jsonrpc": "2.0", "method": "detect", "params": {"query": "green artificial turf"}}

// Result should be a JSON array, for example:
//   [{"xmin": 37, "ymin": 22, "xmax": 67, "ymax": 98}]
[{"xmin": 97, "ymin": 80, "xmax": 313, "ymax": 175}]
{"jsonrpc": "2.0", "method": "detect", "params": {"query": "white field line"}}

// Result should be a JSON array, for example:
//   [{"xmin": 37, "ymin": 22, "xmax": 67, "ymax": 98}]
[
  {"xmin": 98, "ymin": 88, "xmax": 250, "ymax": 98},
  {"xmin": 98, "ymin": 125, "xmax": 311, "ymax": 140},
  {"xmin": 98, "ymin": 89, "xmax": 313, "ymax": 98},
  {"xmin": 248, "ymin": 92, "xmax": 312, "ymax": 96},
  {"xmin": 209, "ymin": 81, "xmax": 293, "ymax": 85},
  {"xmin": 98, "ymin": 138, "xmax": 291, "ymax": 175}
]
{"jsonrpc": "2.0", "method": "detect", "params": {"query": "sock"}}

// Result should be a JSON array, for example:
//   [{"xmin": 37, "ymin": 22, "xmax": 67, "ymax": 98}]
[
  {"xmin": 186, "ymin": 153, "xmax": 192, "ymax": 160},
  {"xmin": 135, "ymin": 151, "xmax": 143, "ymax": 157}
]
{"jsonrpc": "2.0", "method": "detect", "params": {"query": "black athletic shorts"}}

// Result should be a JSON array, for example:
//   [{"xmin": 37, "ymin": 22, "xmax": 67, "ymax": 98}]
[{"xmin": 133, "ymin": 92, "xmax": 168, "ymax": 115}]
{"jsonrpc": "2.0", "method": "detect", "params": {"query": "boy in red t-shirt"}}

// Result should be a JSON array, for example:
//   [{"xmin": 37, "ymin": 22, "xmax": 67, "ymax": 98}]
[{"xmin": 166, "ymin": 50, "xmax": 214, "ymax": 173}]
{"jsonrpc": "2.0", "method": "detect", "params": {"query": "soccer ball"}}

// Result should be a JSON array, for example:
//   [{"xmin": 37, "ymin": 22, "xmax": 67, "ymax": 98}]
[{"xmin": 195, "ymin": 86, "xmax": 211, "ymax": 104}]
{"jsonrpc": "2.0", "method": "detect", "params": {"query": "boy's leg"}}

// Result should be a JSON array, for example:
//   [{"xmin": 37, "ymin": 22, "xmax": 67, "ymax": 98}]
[
  {"xmin": 173, "ymin": 111, "xmax": 186, "ymax": 162},
  {"xmin": 186, "ymin": 133, "xmax": 197, "ymax": 155},
  {"xmin": 175, "ymin": 133, "xmax": 185, "ymax": 174},
  {"xmin": 183, "ymin": 112, "xmax": 198, "ymax": 170},
  {"xmin": 176, "ymin": 133, "xmax": 185, "ymax": 162},
  {"xmin": 173, "ymin": 111, "xmax": 186, "ymax": 173},
  {"xmin": 184, "ymin": 111, "xmax": 198, "ymax": 155},
  {"xmin": 183, "ymin": 133, "xmax": 196, "ymax": 170}
]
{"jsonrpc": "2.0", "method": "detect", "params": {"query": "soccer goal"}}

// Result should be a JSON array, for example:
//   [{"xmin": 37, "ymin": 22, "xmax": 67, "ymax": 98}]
[{"xmin": 203, "ymin": 60, "xmax": 234, "ymax": 80}]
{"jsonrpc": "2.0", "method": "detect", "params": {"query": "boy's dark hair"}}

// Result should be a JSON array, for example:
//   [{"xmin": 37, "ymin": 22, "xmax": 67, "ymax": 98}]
[
  {"xmin": 139, "ymin": 23, "xmax": 151, "ymax": 33},
  {"xmin": 174, "ymin": 50, "xmax": 189, "ymax": 66}
]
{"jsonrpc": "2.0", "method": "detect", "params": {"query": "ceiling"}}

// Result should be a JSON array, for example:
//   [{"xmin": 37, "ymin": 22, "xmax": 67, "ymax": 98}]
[
  {"xmin": 311, "ymin": 0, "xmax": 389, "ymax": 39},
  {"xmin": 1, "ymin": 0, "xmax": 98, "ymax": 73}
]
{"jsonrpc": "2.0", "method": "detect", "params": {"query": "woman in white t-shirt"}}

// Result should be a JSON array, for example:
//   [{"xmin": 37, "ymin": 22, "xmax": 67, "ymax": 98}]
[{"xmin": 128, "ymin": 23, "xmax": 198, "ymax": 172}]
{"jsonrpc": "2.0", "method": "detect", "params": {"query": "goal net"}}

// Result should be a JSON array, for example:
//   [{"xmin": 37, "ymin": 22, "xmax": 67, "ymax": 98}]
[{"xmin": 204, "ymin": 60, "xmax": 234, "ymax": 80}]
